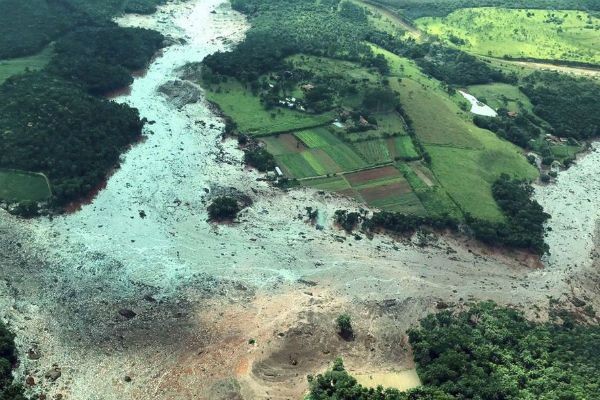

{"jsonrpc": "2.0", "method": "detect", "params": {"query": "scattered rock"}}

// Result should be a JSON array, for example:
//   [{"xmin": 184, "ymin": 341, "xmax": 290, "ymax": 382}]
[
  {"xmin": 157, "ymin": 80, "xmax": 202, "ymax": 108},
  {"xmin": 44, "ymin": 366, "xmax": 61, "ymax": 381},
  {"xmin": 119, "ymin": 308, "xmax": 137, "ymax": 319},
  {"xmin": 436, "ymin": 301, "xmax": 449, "ymax": 309},
  {"xmin": 28, "ymin": 347, "xmax": 41, "ymax": 360}
]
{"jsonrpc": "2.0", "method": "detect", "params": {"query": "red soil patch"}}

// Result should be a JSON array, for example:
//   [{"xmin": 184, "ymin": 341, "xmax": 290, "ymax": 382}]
[
  {"xmin": 278, "ymin": 133, "xmax": 308, "ymax": 153},
  {"xmin": 345, "ymin": 166, "xmax": 400, "ymax": 186},
  {"xmin": 337, "ymin": 188, "xmax": 362, "ymax": 201},
  {"xmin": 105, "ymin": 86, "xmax": 132, "ymax": 99},
  {"xmin": 359, "ymin": 181, "xmax": 412, "ymax": 203}
]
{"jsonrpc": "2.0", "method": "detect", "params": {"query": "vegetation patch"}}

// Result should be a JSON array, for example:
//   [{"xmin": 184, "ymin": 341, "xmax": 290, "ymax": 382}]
[
  {"xmin": 467, "ymin": 82, "xmax": 534, "ymax": 113},
  {"xmin": 0, "ymin": 0, "xmax": 167, "ymax": 59},
  {"xmin": 371, "ymin": 0, "xmax": 600, "ymax": 19},
  {"xmin": 261, "ymin": 134, "xmax": 306, "ymax": 155},
  {"xmin": 0, "ymin": 46, "xmax": 52, "ymax": 84},
  {"xmin": 275, "ymin": 153, "xmax": 319, "ymax": 178},
  {"xmin": 308, "ymin": 302, "xmax": 600, "ymax": 399},
  {"xmin": 521, "ymin": 71, "xmax": 600, "ymax": 140},
  {"xmin": 0, "ymin": 322, "xmax": 26, "ymax": 400},
  {"xmin": 354, "ymin": 139, "xmax": 393, "ymax": 164},
  {"xmin": 358, "ymin": 180, "xmax": 412, "ymax": 203},
  {"xmin": 295, "ymin": 128, "xmax": 342, "ymax": 148},
  {"xmin": 204, "ymin": 79, "xmax": 334, "ymax": 136},
  {"xmin": 344, "ymin": 165, "xmax": 400, "ymax": 186},
  {"xmin": 416, "ymin": 8, "xmax": 600, "ymax": 65},
  {"xmin": 207, "ymin": 196, "xmax": 242, "ymax": 221},
  {"xmin": 47, "ymin": 26, "xmax": 165, "ymax": 95},
  {"xmin": 244, "ymin": 147, "xmax": 276, "ymax": 172},
  {"xmin": 409, "ymin": 301, "xmax": 600, "ymax": 399},
  {"xmin": 0, "ymin": 73, "xmax": 145, "ymax": 206},
  {"xmin": 467, "ymin": 174, "xmax": 550, "ymax": 254},
  {"xmin": 426, "ymin": 144, "xmax": 537, "ymax": 221},
  {"xmin": 0, "ymin": 169, "xmax": 51, "ymax": 203},
  {"xmin": 388, "ymin": 136, "xmax": 419, "ymax": 160}
]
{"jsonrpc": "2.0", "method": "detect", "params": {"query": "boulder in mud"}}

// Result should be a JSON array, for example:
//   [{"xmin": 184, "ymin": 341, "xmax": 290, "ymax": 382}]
[
  {"xmin": 44, "ymin": 366, "xmax": 61, "ymax": 381},
  {"xmin": 119, "ymin": 308, "xmax": 137, "ymax": 319},
  {"xmin": 157, "ymin": 80, "xmax": 202, "ymax": 108}
]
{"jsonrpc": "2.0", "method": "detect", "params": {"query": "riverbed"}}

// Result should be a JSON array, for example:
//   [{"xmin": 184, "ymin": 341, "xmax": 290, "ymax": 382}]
[{"xmin": 0, "ymin": 0, "xmax": 599, "ymax": 399}]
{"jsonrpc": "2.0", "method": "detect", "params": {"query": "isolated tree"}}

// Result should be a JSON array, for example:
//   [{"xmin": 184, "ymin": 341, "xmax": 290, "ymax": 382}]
[{"xmin": 336, "ymin": 314, "xmax": 353, "ymax": 339}]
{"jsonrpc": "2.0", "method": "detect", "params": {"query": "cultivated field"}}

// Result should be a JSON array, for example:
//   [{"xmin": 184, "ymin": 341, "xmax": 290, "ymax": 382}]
[
  {"xmin": 0, "ymin": 169, "xmax": 51, "ymax": 202},
  {"xmin": 416, "ymin": 8, "xmax": 600, "ymax": 65},
  {"xmin": 378, "ymin": 47, "xmax": 538, "ymax": 220}
]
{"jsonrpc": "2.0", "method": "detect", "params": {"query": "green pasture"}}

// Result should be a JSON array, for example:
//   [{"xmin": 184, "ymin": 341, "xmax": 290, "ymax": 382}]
[
  {"xmin": 467, "ymin": 83, "xmax": 534, "ymax": 113},
  {"xmin": 416, "ymin": 8, "xmax": 600, "ymax": 65},
  {"xmin": 390, "ymin": 136, "xmax": 419, "ymax": 159},
  {"xmin": 0, "ymin": 46, "xmax": 53, "ymax": 84},
  {"xmin": 372, "ymin": 46, "xmax": 538, "ymax": 220},
  {"xmin": 204, "ymin": 79, "xmax": 334, "ymax": 136},
  {"xmin": 0, "ymin": 169, "xmax": 51, "ymax": 202}
]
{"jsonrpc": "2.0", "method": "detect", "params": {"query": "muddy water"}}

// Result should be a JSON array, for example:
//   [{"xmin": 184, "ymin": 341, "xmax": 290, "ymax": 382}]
[{"xmin": 534, "ymin": 143, "xmax": 600, "ymax": 272}]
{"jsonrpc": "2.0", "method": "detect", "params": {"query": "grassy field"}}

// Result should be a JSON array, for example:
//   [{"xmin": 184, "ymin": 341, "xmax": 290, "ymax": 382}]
[
  {"xmin": 204, "ymin": 79, "xmax": 334, "ymax": 136},
  {"xmin": 390, "ymin": 136, "xmax": 420, "ymax": 159},
  {"xmin": 467, "ymin": 83, "xmax": 534, "ymax": 113},
  {"xmin": 415, "ymin": 8, "xmax": 600, "ymax": 65},
  {"xmin": 0, "ymin": 169, "xmax": 51, "ymax": 202},
  {"xmin": 375, "ymin": 46, "xmax": 538, "ymax": 220},
  {"xmin": 0, "ymin": 46, "xmax": 53, "ymax": 84}
]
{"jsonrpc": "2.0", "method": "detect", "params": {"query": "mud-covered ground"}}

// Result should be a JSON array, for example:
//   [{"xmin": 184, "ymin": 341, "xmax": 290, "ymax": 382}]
[{"xmin": 0, "ymin": 1, "xmax": 599, "ymax": 399}]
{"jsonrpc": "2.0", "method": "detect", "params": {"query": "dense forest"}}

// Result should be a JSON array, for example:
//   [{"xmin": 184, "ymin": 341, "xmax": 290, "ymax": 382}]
[
  {"xmin": 371, "ymin": 0, "xmax": 600, "ymax": 19},
  {"xmin": 412, "ymin": 45, "xmax": 515, "ymax": 86},
  {"xmin": 467, "ymin": 175, "xmax": 550, "ymax": 254},
  {"xmin": 308, "ymin": 302, "xmax": 600, "ymax": 399},
  {"xmin": 203, "ymin": 0, "xmax": 379, "ymax": 81},
  {"xmin": 521, "ymin": 72, "xmax": 600, "ymax": 140},
  {"xmin": 48, "ymin": 26, "xmax": 164, "ymax": 94},
  {"xmin": 0, "ymin": 0, "xmax": 166, "ymax": 58},
  {"xmin": 0, "ymin": 0, "xmax": 166, "ymax": 211},
  {"xmin": 0, "ymin": 322, "xmax": 25, "ymax": 400},
  {"xmin": 0, "ymin": 73, "xmax": 145, "ymax": 205}
]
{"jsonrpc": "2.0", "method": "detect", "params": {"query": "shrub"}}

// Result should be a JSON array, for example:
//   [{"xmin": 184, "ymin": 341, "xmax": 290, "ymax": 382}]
[
  {"xmin": 334, "ymin": 210, "xmax": 362, "ymax": 233},
  {"xmin": 244, "ymin": 148, "xmax": 276, "ymax": 172},
  {"xmin": 207, "ymin": 196, "xmax": 241, "ymax": 221},
  {"xmin": 336, "ymin": 314, "xmax": 353, "ymax": 339}
]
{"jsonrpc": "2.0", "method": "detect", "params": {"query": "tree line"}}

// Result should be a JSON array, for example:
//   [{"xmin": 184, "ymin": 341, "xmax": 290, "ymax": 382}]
[
  {"xmin": 336, "ymin": 175, "xmax": 549, "ymax": 254},
  {"xmin": 369, "ymin": 0, "xmax": 600, "ymax": 19},
  {"xmin": 0, "ymin": 0, "xmax": 166, "ymax": 59},
  {"xmin": 203, "ymin": 0, "xmax": 383, "ymax": 82},
  {"xmin": 0, "ymin": 2, "xmax": 166, "ymax": 212},
  {"xmin": 308, "ymin": 302, "xmax": 600, "ymax": 399}
]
